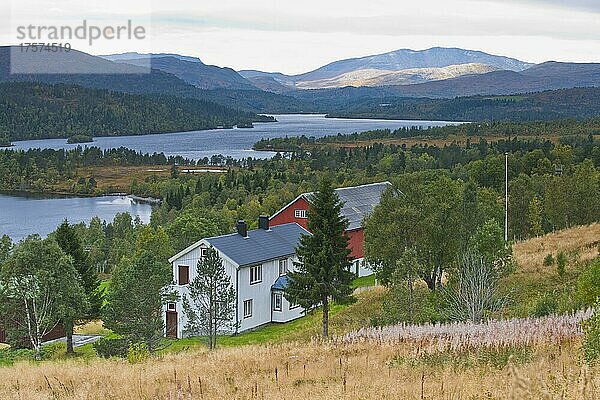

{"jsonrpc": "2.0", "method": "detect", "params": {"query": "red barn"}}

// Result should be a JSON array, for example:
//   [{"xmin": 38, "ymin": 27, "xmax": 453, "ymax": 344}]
[{"xmin": 269, "ymin": 182, "xmax": 391, "ymax": 276}]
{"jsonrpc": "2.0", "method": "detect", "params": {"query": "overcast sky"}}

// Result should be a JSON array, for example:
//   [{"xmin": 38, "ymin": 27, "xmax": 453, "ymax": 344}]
[{"xmin": 2, "ymin": 0, "xmax": 599, "ymax": 74}]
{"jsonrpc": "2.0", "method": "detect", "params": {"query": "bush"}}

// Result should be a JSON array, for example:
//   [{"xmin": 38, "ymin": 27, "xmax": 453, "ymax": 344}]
[
  {"xmin": 93, "ymin": 337, "xmax": 129, "ymax": 358},
  {"xmin": 532, "ymin": 294, "xmax": 559, "ymax": 317},
  {"xmin": 543, "ymin": 253, "xmax": 554, "ymax": 266},
  {"xmin": 556, "ymin": 251, "xmax": 567, "ymax": 277},
  {"xmin": 577, "ymin": 258, "xmax": 600, "ymax": 307},
  {"xmin": 127, "ymin": 342, "xmax": 150, "ymax": 364},
  {"xmin": 583, "ymin": 311, "xmax": 600, "ymax": 364},
  {"xmin": 370, "ymin": 284, "xmax": 442, "ymax": 326}
]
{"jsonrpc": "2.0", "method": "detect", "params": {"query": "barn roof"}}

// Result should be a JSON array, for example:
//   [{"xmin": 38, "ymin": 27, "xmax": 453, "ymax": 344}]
[
  {"xmin": 205, "ymin": 223, "xmax": 309, "ymax": 268},
  {"xmin": 270, "ymin": 181, "xmax": 391, "ymax": 231}
]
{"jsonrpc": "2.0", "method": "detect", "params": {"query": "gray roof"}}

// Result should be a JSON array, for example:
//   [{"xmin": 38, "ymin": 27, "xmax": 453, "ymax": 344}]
[
  {"xmin": 271, "ymin": 275, "xmax": 290, "ymax": 291},
  {"xmin": 206, "ymin": 223, "xmax": 309, "ymax": 268},
  {"xmin": 336, "ymin": 182, "xmax": 391, "ymax": 230},
  {"xmin": 304, "ymin": 182, "xmax": 391, "ymax": 230}
]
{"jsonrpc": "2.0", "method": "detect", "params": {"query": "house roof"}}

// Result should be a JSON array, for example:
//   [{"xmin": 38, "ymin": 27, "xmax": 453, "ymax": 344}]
[
  {"xmin": 270, "ymin": 181, "xmax": 391, "ymax": 230},
  {"xmin": 204, "ymin": 223, "xmax": 309, "ymax": 268},
  {"xmin": 271, "ymin": 275, "xmax": 290, "ymax": 291}
]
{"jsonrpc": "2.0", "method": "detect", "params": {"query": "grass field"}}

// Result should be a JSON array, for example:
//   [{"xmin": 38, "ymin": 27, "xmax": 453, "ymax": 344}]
[
  {"xmin": 1, "ymin": 225, "xmax": 598, "ymax": 399},
  {"xmin": 0, "ymin": 337, "xmax": 596, "ymax": 399}
]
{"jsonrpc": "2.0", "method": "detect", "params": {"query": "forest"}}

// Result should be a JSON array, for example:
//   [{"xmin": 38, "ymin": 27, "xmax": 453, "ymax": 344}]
[
  {"xmin": 325, "ymin": 87, "xmax": 600, "ymax": 122},
  {"xmin": 0, "ymin": 82, "xmax": 274, "ymax": 141}
]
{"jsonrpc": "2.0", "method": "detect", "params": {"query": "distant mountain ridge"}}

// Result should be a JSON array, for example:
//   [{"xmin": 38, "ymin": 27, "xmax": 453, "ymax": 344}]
[
  {"xmin": 295, "ymin": 63, "xmax": 499, "ymax": 89},
  {"xmin": 100, "ymin": 53, "xmax": 257, "ymax": 90},
  {"xmin": 0, "ymin": 46, "xmax": 310, "ymax": 113},
  {"xmin": 240, "ymin": 47, "xmax": 534, "ymax": 91}
]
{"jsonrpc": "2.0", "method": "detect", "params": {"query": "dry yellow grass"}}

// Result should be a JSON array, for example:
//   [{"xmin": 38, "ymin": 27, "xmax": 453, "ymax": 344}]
[
  {"xmin": 513, "ymin": 223, "xmax": 600, "ymax": 275},
  {"xmin": 0, "ymin": 340, "xmax": 597, "ymax": 399}
]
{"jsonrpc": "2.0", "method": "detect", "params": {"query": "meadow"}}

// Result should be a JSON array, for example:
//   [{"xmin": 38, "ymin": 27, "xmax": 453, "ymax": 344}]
[{"xmin": 0, "ymin": 225, "xmax": 598, "ymax": 399}]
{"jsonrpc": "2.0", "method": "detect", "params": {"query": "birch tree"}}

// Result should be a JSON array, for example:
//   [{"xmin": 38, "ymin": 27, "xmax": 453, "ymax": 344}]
[
  {"xmin": 182, "ymin": 247, "xmax": 236, "ymax": 350},
  {"xmin": 443, "ymin": 252, "xmax": 507, "ymax": 323},
  {"xmin": 0, "ymin": 236, "xmax": 86, "ymax": 359}
]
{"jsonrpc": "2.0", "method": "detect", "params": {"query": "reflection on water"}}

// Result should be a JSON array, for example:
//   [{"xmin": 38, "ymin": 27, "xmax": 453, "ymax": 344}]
[
  {"xmin": 0, "ymin": 194, "xmax": 152, "ymax": 242},
  {"xmin": 12, "ymin": 114, "xmax": 461, "ymax": 160}
]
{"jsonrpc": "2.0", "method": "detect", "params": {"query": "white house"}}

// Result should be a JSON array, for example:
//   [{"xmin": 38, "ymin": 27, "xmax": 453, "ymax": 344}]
[{"xmin": 164, "ymin": 217, "xmax": 308, "ymax": 338}]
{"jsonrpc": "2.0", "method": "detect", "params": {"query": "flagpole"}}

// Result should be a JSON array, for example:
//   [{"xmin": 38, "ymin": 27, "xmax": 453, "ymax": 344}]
[{"xmin": 504, "ymin": 152, "xmax": 508, "ymax": 242}]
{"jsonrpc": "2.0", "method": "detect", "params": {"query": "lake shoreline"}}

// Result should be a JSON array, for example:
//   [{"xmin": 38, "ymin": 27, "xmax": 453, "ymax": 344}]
[
  {"xmin": 9, "ymin": 116, "xmax": 280, "ymax": 145},
  {"xmin": 0, "ymin": 189, "xmax": 161, "ymax": 204}
]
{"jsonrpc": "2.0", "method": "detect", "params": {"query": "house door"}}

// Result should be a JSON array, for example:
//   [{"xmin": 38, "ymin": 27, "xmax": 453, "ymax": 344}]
[{"xmin": 166, "ymin": 311, "xmax": 178, "ymax": 339}]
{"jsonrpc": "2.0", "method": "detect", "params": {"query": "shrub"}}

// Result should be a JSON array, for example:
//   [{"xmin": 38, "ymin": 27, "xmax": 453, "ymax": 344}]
[
  {"xmin": 127, "ymin": 342, "xmax": 150, "ymax": 364},
  {"xmin": 370, "ymin": 284, "xmax": 441, "ymax": 326},
  {"xmin": 556, "ymin": 251, "xmax": 567, "ymax": 277},
  {"xmin": 576, "ymin": 258, "xmax": 600, "ymax": 307},
  {"xmin": 583, "ymin": 311, "xmax": 600, "ymax": 364},
  {"xmin": 532, "ymin": 294, "xmax": 559, "ymax": 317},
  {"xmin": 93, "ymin": 337, "xmax": 129, "ymax": 358},
  {"xmin": 543, "ymin": 254, "xmax": 554, "ymax": 267}
]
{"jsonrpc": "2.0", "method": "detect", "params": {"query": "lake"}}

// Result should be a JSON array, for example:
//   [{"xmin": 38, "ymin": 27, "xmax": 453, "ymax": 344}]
[
  {"xmin": 0, "ymin": 194, "xmax": 152, "ymax": 242},
  {"xmin": 12, "ymin": 114, "xmax": 460, "ymax": 160},
  {"xmin": 4, "ymin": 114, "xmax": 460, "ymax": 241}
]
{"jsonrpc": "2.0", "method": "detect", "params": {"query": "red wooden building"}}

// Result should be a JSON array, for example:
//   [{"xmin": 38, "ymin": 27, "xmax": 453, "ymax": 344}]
[
  {"xmin": 269, "ymin": 182, "xmax": 391, "ymax": 276},
  {"xmin": 0, "ymin": 325, "xmax": 65, "ymax": 346}
]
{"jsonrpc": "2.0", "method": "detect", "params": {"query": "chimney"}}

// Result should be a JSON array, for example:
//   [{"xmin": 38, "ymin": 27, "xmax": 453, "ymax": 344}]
[
  {"xmin": 236, "ymin": 220, "xmax": 248, "ymax": 237},
  {"xmin": 258, "ymin": 215, "xmax": 270, "ymax": 230}
]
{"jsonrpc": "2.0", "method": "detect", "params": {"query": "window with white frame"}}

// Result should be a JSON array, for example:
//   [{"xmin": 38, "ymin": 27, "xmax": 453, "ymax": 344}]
[
  {"xmin": 250, "ymin": 265, "xmax": 262, "ymax": 284},
  {"xmin": 294, "ymin": 209, "xmax": 308, "ymax": 219},
  {"xmin": 200, "ymin": 247, "xmax": 208, "ymax": 258},
  {"xmin": 278, "ymin": 259, "xmax": 288, "ymax": 276},
  {"xmin": 167, "ymin": 303, "xmax": 176, "ymax": 311},
  {"xmin": 243, "ymin": 299, "xmax": 253, "ymax": 318},
  {"xmin": 273, "ymin": 293, "xmax": 282, "ymax": 311}
]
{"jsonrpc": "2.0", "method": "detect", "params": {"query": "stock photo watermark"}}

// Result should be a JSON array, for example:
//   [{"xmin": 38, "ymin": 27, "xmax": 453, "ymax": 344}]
[{"xmin": 10, "ymin": 17, "xmax": 152, "ymax": 74}]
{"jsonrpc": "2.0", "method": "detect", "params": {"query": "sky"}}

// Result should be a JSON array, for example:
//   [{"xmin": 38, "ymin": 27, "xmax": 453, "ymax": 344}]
[{"xmin": 1, "ymin": 0, "xmax": 599, "ymax": 74}]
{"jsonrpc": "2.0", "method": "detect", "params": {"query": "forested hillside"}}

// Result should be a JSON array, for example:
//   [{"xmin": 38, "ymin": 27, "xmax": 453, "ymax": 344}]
[
  {"xmin": 0, "ymin": 82, "xmax": 274, "ymax": 141},
  {"xmin": 326, "ymin": 88, "xmax": 600, "ymax": 122}
]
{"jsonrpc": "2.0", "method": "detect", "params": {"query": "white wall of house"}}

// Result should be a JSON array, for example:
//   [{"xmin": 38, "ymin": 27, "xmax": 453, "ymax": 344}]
[
  {"xmin": 352, "ymin": 257, "xmax": 373, "ymax": 278},
  {"xmin": 164, "ymin": 243, "xmax": 304, "ymax": 338}
]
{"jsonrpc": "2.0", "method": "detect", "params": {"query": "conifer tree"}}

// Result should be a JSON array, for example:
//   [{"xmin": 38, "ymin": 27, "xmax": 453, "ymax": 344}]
[
  {"xmin": 55, "ymin": 220, "xmax": 101, "ymax": 353},
  {"xmin": 182, "ymin": 247, "xmax": 236, "ymax": 350},
  {"xmin": 284, "ymin": 177, "xmax": 354, "ymax": 338}
]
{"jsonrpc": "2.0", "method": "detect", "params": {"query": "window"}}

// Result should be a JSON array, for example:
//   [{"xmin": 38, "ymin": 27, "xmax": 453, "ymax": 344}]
[
  {"xmin": 279, "ymin": 259, "xmax": 288, "ymax": 276},
  {"xmin": 167, "ymin": 303, "xmax": 176, "ymax": 311},
  {"xmin": 273, "ymin": 293, "xmax": 282, "ymax": 311},
  {"xmin": 200, "ymin": 247, "xmax": 208, "ymax": 258},
  {"xmin": 178, "ymin": 265, "xmax": 190, "ymax": 285},
  {"xmin": 250, "ymin": 265, "xmax": 262, "ymax": 284},
  {"xmin": 243, "ymin": 299, "xmax": 253, "ymax": 318},
  {"xmin": 294, "ymin": 209, "xmax": 308, "ymax": 219}
]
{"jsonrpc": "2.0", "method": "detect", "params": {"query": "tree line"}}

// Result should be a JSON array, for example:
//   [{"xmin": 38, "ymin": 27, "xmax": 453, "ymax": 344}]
[{"xmin": 0, "ymin": 82, "xmax": 273, "ymax": 142}]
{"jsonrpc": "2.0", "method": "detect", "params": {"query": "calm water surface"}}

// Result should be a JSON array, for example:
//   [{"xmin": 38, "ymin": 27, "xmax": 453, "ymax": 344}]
[
  {"xmin": 0, "ymin": 194, "xmax": 152, "ymax": 242},
  {"xmin": 12, "ymin": 114, "xmax": 460, "ymax": 159}
]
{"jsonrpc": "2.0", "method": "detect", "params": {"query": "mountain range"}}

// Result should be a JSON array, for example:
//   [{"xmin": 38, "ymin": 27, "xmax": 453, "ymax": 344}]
[
  {"xmin": 240, "ymin": 47, "xmax": 534, "ymax": 91},
  {"xmin": 2, "ymin": 45, "xmax": 600, "ymax": 117}
]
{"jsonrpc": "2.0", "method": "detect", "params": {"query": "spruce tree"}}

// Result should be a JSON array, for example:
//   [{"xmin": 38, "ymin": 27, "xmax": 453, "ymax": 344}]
[
  {"xmin": 55, "ymin": 220, "xmax": 100, "ymax": 353},
  {"xmin": 182, "ymin": 247, "xmax": 236, "ymax": 350},
  {"xmin": 284, "ymin": 177, "xmax": 354, "ymax": 338}
]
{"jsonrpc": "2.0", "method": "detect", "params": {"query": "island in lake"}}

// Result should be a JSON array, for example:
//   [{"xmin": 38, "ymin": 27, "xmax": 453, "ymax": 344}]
[{"xmin": 67, "ymin": 134, "xmax": 94, "ymax": 144}]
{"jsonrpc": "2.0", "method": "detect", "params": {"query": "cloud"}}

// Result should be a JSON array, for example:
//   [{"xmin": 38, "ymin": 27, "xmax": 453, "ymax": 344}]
[{"xmin": 497, "ymin": 0, "xmax": 600, "ymax": 13}]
